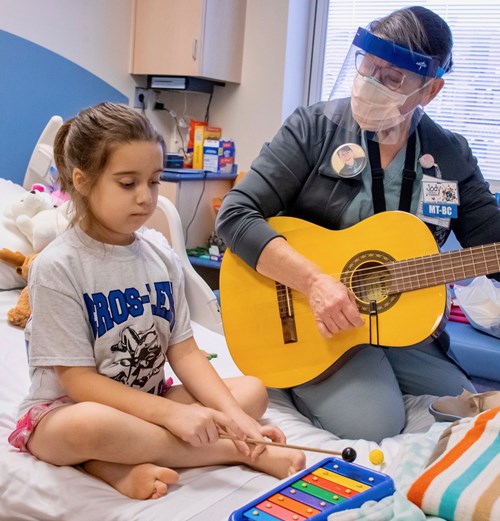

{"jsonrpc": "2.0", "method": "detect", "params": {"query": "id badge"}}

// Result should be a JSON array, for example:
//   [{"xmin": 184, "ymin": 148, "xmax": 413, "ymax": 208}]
[{"xmin": 417, "ymin": 176, "xmax": 459, "ymax": 227}]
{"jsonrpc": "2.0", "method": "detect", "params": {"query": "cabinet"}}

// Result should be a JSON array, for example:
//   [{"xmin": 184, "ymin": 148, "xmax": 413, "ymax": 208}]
[{"xmin": 131, "ymin": 0, "xmax": 246, "ymax": 83}]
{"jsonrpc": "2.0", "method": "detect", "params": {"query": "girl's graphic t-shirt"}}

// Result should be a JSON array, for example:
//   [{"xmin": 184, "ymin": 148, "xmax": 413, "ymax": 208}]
[{"xmin": 18, "ymin": 226, "xmax": 192, "ymax": 418}]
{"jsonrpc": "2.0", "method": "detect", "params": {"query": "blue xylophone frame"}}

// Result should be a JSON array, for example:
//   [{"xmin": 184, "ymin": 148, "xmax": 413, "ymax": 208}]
[{"xmin": 229, "ymin": 457, "xmax": 395, "ymax": 521}]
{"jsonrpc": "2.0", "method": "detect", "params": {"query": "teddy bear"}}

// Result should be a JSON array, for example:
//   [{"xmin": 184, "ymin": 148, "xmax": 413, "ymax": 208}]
[
  {"xmin": 4, "ymin": 190, "xmax": 54, "ymax": 221},
  {"xmin": 4, "ymin": 190, "xmax": 71, "ymax": 253},
  {"xmin": 17, "ymin": 200, "xmax": 71, "ymax": 253},
  {"xmin": 0, "ymin": 249, "xmax": 38, "ymax": 328}
]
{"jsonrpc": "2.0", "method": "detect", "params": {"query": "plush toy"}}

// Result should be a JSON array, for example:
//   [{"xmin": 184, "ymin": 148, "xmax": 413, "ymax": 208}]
[
  {"xmin": 4, "ymin": 190, "xmax": 71, "ymax": 253},
  {"xmin": 0, "ymin": 249, "xmax": 38, "ymax": 328},
  {"xmin": 4, "ymin": 190, "xmax": 54, "ymax": 221},
  {"xmin": 31, "ymin": 181, "xmax": 71, "ymax": 208},
  {"xmin": 17, "ymin": 201, "xmax": 71, "ymax": 253}
]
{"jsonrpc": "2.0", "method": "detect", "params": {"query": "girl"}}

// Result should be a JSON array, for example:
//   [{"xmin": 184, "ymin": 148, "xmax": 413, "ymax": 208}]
[{"xmin": 8, "ymin": 102, "xmax": 305, "ymax": 500}]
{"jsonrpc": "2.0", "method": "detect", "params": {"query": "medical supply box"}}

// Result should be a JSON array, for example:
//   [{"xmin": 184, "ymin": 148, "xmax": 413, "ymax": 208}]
[{"xmin": 203, "ymin": 139, "xmax": 235, "ymax": 173}]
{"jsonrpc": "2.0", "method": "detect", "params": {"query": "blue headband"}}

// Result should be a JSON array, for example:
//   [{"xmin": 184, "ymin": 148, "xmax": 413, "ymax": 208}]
[{"xmin": 353, "ymin": 27, "xmax": 446, "ymax": 78}]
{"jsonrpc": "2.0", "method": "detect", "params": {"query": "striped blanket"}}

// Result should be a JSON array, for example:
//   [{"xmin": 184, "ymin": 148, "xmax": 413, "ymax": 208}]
[{"xmin": 407, "ymin": 407, "xmax": 500, "ymax": 521}]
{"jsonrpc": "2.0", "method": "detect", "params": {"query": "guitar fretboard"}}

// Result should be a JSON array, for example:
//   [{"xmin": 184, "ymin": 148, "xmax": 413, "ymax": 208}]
[{"xmin": 388, "ymin": 243, "xmax": 500, "ymax": 294}]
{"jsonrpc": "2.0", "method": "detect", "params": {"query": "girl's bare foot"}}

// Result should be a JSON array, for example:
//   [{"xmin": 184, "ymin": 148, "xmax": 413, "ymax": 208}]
[
  {"xmin": 83, "ymin": 461, "xmax": 179, "ymax": 500},
  {"xmin": 247, "ymin": 446, "xmax": 306, "ymax": 479}
]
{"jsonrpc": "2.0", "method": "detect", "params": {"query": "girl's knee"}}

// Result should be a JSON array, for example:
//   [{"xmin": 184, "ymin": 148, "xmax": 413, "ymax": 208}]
[
  {"xmin": 230, "ymin": 376, "xmax": 269, "ymax": 418},
  {"xmin": 28, "ymin": 402, "xmax": 110, "ymax": 463},
  {"xmin": 51, "ymin": 402, "xmax": 114, "ymax": 451},
  {"xmin": 247, "ymin": 376, "xmax": 269, "ymax": 416}
]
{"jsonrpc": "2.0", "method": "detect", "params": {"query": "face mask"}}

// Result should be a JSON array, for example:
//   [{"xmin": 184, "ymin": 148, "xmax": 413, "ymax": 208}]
[{"xmin": 351, "ymin": 74, "xmax": 413, "ymax": 132}]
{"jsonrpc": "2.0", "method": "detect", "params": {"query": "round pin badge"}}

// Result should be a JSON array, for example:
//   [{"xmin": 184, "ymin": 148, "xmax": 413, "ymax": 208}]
[{"xmin": 331, "ymin": 143, "xmax": 367, "ymax": 178}]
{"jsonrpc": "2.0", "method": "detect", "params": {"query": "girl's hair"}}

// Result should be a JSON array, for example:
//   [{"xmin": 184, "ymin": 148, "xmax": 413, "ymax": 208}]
[
  {"xmin": 54, "ymin": 102, "xmax": 165, "ymax": 226},
  {"xmin": 369, "ymin": 6, "xmax": 453, "ymax": 74}
]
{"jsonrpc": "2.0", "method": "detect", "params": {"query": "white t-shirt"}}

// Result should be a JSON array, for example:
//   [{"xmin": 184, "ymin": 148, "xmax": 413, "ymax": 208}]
[{"xmin": 18, "ymin": 226, "xmax": 192, "ymax": 417}]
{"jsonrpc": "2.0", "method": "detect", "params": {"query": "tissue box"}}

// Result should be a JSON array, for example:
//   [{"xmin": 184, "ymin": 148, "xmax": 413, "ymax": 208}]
[{"xmin": 203, "ymin": 139, "xmax": 235, "ymax": 173}]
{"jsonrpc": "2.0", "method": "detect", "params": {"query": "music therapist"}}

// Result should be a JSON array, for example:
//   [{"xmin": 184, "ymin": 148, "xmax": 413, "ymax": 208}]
[{"xmin": 216, "ymin": 6, "xmax": 500, "ymax": 442}]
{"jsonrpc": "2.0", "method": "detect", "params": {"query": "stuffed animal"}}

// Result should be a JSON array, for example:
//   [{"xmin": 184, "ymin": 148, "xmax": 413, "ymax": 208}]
[
  {"xmin": 17, "ymin": 201, "xmax": 71, "ymax": 252},
  {"xmin": 0, "ymin": 249, "xmax": 38, "ymax": 328},
  {"xmin": 4, "ymin": 190, "xmax": 71, "ymax": 253},
  {"xmin": 4, "ymin": 190, "xmax": 54, "ymax": 221}
]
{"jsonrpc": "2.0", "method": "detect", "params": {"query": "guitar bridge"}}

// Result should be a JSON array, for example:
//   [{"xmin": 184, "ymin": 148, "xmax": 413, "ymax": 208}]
[
  {"xmin": 369, "ymin": 300, "xmax": 381, "ymax": 347},
  {"xmin": 276, "ymin": 283, "xmax": 297, "ymax": 344}
]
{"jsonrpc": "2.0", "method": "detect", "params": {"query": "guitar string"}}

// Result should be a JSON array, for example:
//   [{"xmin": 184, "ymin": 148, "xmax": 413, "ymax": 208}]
[
  {"xmin": 274, "ymin": 245, "xmax": 500, "ymax": 306},
  {"xmin": 275, "ymin": 257, "xmax": 500, "ymax": 307},
  {"xmin": 347, "ymin": 247, "xmax": 500, "ymax": 292},
  {"xmin": 347, "ymin": 249, "xmax": 500, "ymax": 293},
  {"xmin": 328, "ymin": 244, "xmax": 499, "ymax": 287},
  {"xmin": 275, "ymin": 246, "xmax": 500, "ymax": 296}
]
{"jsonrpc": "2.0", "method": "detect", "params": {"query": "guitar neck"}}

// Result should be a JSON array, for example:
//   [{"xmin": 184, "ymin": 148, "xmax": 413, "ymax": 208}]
[{"xmin": 389, "ymin": 242, "xmax": 500, "ymax": 294}]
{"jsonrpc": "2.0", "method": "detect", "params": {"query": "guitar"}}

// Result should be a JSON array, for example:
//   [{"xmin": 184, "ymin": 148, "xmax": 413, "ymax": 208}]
[{"xmin": 219, "ymin": 211, "xmax": 500, "ymax": 388}]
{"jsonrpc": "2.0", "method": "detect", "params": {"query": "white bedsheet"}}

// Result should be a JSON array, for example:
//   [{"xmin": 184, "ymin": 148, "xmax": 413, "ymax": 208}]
[{"xmin": 0, "ymin": 289, "xmax": 443, "ymax": 521}]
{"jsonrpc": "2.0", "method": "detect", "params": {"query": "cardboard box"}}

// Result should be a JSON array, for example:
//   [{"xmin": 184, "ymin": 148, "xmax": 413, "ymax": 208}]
[
  {"xmin": 192, "ymin": 125, "xmax": 207, "ymax": 169},
  {"xmin": 218, "ymin": 139, "xmax": 235, "ymax": 173},
  {"xmin": 203, "ymin": 139, "xmax": 235, "ymax": 173},
  {"xmin": 203, "ymin": 140, "xmax": 221, "ymax": 172},
  {"xmin": 204, "ymin": 126, "xmax": 222, "ymax": 141},
  {"xmin": 192, "ymin": 125, "xmax": 221, "ymax": 169}
]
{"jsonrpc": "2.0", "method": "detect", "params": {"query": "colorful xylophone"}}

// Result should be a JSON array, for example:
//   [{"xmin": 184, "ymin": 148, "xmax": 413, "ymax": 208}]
[{"xmin": 229, "ymin": 457, "xmax": 395, "ymax": 521}]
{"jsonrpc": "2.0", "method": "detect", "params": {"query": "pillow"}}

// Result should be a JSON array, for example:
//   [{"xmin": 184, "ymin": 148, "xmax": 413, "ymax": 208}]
[
  {"xmin": 0, "ymin": 178, "xmax": 26, "ymax": 214},
  {"xmin": 407, "ymin": 407, "xmax": 500, "ymax": 521},
  {"xmin": 0, "ymin": 179, "xmax": 34, "ymax": 289}
]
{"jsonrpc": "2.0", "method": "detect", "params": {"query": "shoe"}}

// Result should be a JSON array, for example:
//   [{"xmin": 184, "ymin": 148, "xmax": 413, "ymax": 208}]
[{"xmin": 429, "ymin": 389, "xmax": 500, "ymax": 422}]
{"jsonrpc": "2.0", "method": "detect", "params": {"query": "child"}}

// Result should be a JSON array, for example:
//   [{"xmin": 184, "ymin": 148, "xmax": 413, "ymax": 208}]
[{"xmin": 8, "ymin": 103, "xmax": 305, "ymax": 500}]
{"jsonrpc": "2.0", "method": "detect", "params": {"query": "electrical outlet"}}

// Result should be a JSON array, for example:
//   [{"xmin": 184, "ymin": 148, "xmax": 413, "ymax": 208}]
[{"xmin": 134, "ymin": 87, "xmax": 149, "ymax": 109}]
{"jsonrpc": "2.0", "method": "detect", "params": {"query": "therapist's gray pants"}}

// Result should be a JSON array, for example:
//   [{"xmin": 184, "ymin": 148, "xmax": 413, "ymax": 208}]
[{"xmin": 289, "ymin": 340, "xmax": 475, "ymax": 443}]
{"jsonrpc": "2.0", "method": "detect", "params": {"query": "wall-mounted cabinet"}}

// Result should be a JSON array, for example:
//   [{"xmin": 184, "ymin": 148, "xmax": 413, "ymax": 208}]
[{"xmin": 131, "ymin": 0, "xmax": 246, "ymax": 84}]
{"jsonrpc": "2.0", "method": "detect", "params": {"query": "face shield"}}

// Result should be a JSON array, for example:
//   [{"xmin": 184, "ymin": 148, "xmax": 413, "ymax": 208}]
[{"xmin": 324, "ymin": 27, "xmax": 446, "ymax": 144}]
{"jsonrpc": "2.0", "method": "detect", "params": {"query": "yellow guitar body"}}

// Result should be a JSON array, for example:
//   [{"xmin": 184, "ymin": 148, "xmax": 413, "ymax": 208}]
[{"xmin": 219, "ymin": 211, "xmax": 448, "ymax": 388}]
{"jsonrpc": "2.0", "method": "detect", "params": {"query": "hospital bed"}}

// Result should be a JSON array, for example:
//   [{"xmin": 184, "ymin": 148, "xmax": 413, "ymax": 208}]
[{"xmin": 0, "ymin": 117, "xmax": 486, "ymax": 521}]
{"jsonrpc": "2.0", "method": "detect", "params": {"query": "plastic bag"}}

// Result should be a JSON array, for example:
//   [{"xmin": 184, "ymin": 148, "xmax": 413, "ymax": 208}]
[{"xmin": 454, "ymin": 276, "xmax": 500, "ymax": 339}]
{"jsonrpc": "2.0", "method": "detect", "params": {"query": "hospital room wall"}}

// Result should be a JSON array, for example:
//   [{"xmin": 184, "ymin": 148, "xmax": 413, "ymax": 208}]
[{"xmin": 0, "ymin": 0, "xmax": 306, "ymax": 183}]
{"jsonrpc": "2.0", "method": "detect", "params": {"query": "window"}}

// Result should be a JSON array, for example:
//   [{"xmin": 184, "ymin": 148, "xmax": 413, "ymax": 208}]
[{"xmin": 310, "ymin": 1, "xmax": 500, "ymax": 182}]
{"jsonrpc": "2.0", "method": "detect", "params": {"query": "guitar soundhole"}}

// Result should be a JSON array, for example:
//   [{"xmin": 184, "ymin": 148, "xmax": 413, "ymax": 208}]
[{"xmin": 341, "ymin": 251, "xmax": 400, "ymax": 315}]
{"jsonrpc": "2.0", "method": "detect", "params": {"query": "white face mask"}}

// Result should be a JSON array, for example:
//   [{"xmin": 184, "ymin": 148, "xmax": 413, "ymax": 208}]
[{"xmin": 351, "ymin": 74, "xmax": 415, "ymax": 132}]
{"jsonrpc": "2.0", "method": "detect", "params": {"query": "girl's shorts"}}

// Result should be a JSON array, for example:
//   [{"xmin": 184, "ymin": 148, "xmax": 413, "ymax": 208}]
[
  {"xmin": 8, "ymin": 377, "xmax": 174, "ymax": 454},
  {"xmin": 8, "ymin": 396, "xmax": 73, "ymax": 454}
]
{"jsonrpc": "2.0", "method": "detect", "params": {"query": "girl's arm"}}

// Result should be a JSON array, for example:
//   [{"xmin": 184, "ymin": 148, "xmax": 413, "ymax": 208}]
[
  {"xmin": 167, "ymin": 337, "xmax": 285, "ymax": 449},
  {"xmin": 55, "ymin": 364, "xmax": 247, "ymax": 447}
]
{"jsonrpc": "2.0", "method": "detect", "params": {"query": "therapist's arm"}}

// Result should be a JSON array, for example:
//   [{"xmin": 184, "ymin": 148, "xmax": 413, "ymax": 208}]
[{"xmin": 256, "ymin": 237, "xmax": 364, "ymax": 337}]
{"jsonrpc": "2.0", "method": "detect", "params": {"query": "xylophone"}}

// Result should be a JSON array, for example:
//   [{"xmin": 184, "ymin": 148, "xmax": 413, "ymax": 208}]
[{"xmin": 229, "ymin": 457, "xmax": 395, "ymax": 521}]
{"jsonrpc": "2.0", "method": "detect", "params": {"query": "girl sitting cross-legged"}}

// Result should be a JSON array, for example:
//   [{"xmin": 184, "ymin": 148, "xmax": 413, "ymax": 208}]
[{"xmin": 8, "ymin": 102, "xmax": 306, "ymax": 500}]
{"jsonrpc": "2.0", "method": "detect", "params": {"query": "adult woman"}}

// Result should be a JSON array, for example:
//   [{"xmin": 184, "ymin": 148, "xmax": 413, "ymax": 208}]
[{"xmin": 216, "ymin": 7, "xmax": 500, "ymax": 442}]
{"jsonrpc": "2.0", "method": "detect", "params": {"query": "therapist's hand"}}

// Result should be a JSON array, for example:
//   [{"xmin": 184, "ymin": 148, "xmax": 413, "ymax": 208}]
[{"xmin": 307, "ymin": 273, "xmax": 364, "ymax": 337}]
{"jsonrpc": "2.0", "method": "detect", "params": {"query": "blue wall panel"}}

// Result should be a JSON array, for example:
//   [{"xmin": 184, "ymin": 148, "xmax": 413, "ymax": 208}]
[{"xmin": 0, "ymin": 30, "xmax": 128, "ymax": 185}]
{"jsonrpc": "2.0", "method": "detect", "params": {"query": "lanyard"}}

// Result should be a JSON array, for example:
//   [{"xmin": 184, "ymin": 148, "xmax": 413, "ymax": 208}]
[{"xmin": 367, "ymin": 131, "xmax": 416, "ymax": 214}]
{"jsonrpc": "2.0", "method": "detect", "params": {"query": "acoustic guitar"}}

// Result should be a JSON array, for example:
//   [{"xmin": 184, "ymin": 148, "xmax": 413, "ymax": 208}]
[{"xmin": 219, "ymin": 211, "xmax": 500, "ymax": 388}]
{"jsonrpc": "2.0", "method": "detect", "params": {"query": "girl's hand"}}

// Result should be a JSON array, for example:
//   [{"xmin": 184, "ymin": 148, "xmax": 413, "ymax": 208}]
[
  {"xmin": 164, "ymin": 402, "xmax": 247, "ymax": 448},
  {"xmin": 222, "ymin": 409, "xmax": 286, "ymax": 460}
]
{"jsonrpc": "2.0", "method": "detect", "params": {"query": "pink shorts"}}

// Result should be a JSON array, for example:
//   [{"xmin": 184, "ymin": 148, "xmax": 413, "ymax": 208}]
[
  {"xmin": 8, "ymin": 377, "xmax": 174, "ymax": 454},
  {"xmin": 161, "ymin": 376, "xmax": 174, "ymax": 396},
  {"xmin": 8, "ymin": 396, "xmax": 73, "ymax": 453}
]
